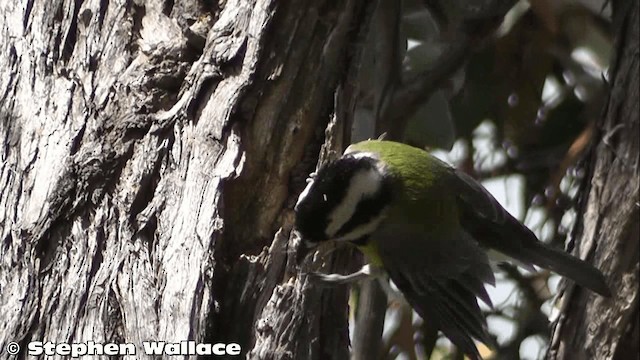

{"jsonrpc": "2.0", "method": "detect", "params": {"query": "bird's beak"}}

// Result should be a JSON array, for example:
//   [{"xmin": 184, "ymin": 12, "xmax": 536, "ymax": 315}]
[{"xmin": 295, "ymin": 239, "xmax": 317, "ymax": 266}]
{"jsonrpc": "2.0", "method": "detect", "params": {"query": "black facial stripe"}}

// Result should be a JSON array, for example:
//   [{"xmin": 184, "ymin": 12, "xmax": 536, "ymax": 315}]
[
  {"xmin": 294, "ymin": 155, "xmax": 379, "ymax": 243},
  {"xmin": 350, "ymin": 235, "xmax": 370, "ymax": 246},
  {"xmin": 333, "ymin": 176, "xmax": 393, "ymax": 238}
]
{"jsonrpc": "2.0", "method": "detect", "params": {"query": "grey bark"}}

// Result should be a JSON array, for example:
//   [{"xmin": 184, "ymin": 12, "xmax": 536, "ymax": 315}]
[
  {"xmin": 547, "ymin": 0, "xmax": 639, "ymax": 359},
  {"xmin": 0, "ymin": 1, "xmax": 372, "ymax": 359}
]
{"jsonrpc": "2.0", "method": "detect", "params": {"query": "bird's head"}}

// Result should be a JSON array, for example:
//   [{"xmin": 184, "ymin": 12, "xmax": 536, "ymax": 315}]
[{"xmin": 294, "ymin": 151, "xmax": 394, "ymax": 256}]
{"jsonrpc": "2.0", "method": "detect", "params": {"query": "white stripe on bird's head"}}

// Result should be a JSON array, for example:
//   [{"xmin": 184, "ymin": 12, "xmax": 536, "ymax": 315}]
[{"xmin": 325, "ymin": 166, "xmax": 383, "ymax": 238}]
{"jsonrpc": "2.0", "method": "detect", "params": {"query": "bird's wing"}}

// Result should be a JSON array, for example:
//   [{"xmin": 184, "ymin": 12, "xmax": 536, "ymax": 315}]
[
  {"xmin": 448, "ymin": 167, "xmax": 537, "ymax": 254},
  {"xmin": 448, "ymin": 167, "xmax": 611, "ymax": 296},
  {"xmin": 450, "ymin": 168, "xmax": 508, "ymax": 224},
  {"xmin": 449, "ymin": 167, "xmax": 543, "ymax": 272},
  {"xmin": 373, "ymin": 223, "xmax": 496, "ymax": 359}
]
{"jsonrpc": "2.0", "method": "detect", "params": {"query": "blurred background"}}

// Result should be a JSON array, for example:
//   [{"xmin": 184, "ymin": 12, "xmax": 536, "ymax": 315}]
[{"xmin": 348, "ymin": 0, "xmax": 612, "ymax": 358}]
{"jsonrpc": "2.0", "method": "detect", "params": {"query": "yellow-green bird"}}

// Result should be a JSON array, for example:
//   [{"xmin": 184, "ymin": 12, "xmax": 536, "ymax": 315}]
[{"xmin": 294, "ymin": 140, "xmax": 610, "ymax": 359}]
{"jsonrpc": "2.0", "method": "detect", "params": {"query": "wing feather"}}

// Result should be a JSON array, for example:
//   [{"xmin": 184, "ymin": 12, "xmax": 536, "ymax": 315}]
[
  {"xmin": 459, "ymin": 272, "xmax": 493, "ymax": 307},
  {"xmin": 391, "ymin": 269, "xmax": 483, "ymax": 359},
  {"xmin": 373, "ymin": 224, "xmax": 496, "ymax": 359},
  {"xmin": 449, "ymin": 167, "xmax": 610, "ymax": 296},
  {"xmin": 451, "ymin": 169, "xmax": 507, "ymax": 224}
]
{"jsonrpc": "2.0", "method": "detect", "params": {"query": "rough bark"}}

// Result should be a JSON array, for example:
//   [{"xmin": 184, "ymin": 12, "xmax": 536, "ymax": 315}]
[
  {"xmin": 0, "ymin": 1, "xmax": 372, "ymax": 359},
  {"xmin": 547, "ymin": 0, "xmax": 639, "ymax": 359}
]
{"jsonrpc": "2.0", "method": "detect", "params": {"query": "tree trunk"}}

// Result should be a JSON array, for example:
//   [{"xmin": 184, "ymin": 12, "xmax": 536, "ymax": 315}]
[
  {"xmin": 0, "ymin": 1, "xmax": 372, "ymax": 359},
  {"xmin": 547, "ymin": 0, "xmax": 639, "ymax": 359}
]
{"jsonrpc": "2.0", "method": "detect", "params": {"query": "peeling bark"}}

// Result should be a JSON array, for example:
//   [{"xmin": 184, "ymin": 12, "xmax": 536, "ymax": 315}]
[{"xmin": 0, "ymin": 1, "xmax": 372, "ymax": 359}]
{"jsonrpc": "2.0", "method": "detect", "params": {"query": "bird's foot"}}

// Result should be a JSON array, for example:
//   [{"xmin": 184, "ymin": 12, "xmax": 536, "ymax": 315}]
[{"xmin": 308, "ymin": 264, "xmax": 381, "ymax": 285}]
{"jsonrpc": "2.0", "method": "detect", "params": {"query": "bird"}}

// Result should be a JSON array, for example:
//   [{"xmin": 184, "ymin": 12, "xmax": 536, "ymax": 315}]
[{"xmin": 294, "ymin": 139, "xmax": 610, "ymax": 359}]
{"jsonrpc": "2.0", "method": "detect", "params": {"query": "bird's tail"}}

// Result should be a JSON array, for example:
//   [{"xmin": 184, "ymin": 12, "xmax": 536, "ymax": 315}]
[
  {"xmin": 519, "ymin": 240, "xmax": 611, "ymax": 297},
  {"xmin": 464, "ymin": 208, "xmax": 611, "ymax": 296}
]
